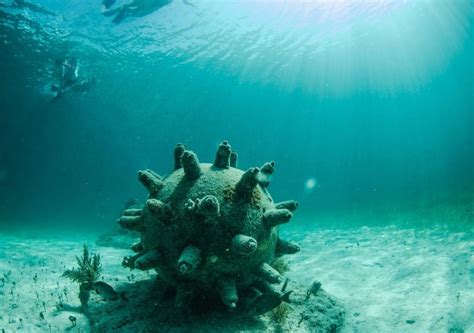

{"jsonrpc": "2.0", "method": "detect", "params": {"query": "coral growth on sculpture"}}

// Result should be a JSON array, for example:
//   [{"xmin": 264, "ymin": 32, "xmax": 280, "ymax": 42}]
[{"xmin": 118, "ymin": 141, "xmax": 300, "ymax": 313}]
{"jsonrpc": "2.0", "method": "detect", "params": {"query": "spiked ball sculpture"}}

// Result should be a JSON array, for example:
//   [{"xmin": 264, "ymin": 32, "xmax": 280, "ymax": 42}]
[{"xmin": 118, "ymin": 141, "xmax": 300, "ymax": 312}]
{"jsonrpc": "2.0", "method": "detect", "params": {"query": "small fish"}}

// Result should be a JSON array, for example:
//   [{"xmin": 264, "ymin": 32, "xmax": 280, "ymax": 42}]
[
  {"xmin": 246, "ymin": 285, "xmax": 294, "ymax": 316},
  {"xmin": 94, "ymin": 281, "xmax": 127, "ymax": 301},
  {"xmin": 247, "ymin": 292, "xmax": 282, "ymax": 316},
  {"xmin": 281, "ymin": 290, "xmax": 292, "ymax": 303}
]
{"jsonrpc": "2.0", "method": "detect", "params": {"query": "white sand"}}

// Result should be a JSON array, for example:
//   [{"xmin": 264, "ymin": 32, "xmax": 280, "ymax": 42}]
[
  {"xmin": 0, "ymin": 233, "xmax": 148, "ymax": 332},
  {"xmin": 283, "ymin": 225, "xmax": 473, "ymax": 332},
  {"xmin": 0, "ymin": 224, "xmax": 472, "ymax": 332}
]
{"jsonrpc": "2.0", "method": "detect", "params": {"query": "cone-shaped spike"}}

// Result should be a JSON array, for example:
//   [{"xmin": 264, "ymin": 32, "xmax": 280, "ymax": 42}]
[
  {"xmin": 181, "ymin": 150, "xmax": 201, "ymax": 180},
  {"xmin": 146, "ymin": 198, "xmax": 171, "ymax": 221},
  {"xmin": 230, "ymin": 151, "xmax": 238, "ymax": 168},
  {"xmin": 262, "ymin": 209, "xmax": 292, "ymax": 228},
  {"xmin": 174, "ymin": 143, "xmax": 186, "ymax": 170},
  {"xmin": 261, "ymin": 161, "xmax": 275, "ymax": 175},
  {"xmin": 258, "ymin": 161, "xmax": 275, "ymax": 187},
  {"xmin": 255, "ymin": 262, "xmax": 283, "ymax": 284},
  {"xmin": 235, "ymin": 167, "xmax": 260, "ymax": 196},
  {"xmin": 178, "ymin": 245, "xmax": 201, "ymax": 275},
  {"xmin": 213, "ymin": 141, "xmax": 232, "ymax": 168},
  {"xmin": 138, "ymin": 169, "xmax": 163, "ymax": 196},
  {"xmin": 196, "ymin": 195, "xmax": 220, "ymax": 218},
  {"xmin": 231, "ymin": 234, "xmax": 258, "ymax": 256},
  {"xmin": 131, "ymin": 241, "xmax": 144, "ymax": 253},
  {"xmin": 275, "ymin": 200, "xmax": 299, "ymax": 212},
  {"xmin": 275, "ymin": 238, "xmax": 300, "ymax": 256},
  {"xmin": 218, "ymin": 276, "xmax": 238, "ymax": 309},
  {"xmin": 117, "ymin": 215, "xmax": 144, "ymax": 232},
  {"xmin": 148, "ymin": 169, "xmax": 162, "ymax": 180},
  {"xmin": 135, "ymin": 250, "xmax": 161, "ymax": 270},
  {"xmin": 254, "ymin": 278, "xmax": 281, "ymax": 296},
  {"xmin": 123, "ymin": 208, "xmax": 143, "ymax": 216}
]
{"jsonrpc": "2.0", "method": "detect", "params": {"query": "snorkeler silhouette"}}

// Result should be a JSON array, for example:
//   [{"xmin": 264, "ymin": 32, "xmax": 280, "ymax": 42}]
[
  {"xmin": 101, "ymin": 0, "xmax": 116, "ymax": 11},
  {"xmin": 102, "ymin": 0, "xmax": 195, "ymax": 24},
  {"xmin": 50, "ymin": 58, "xmax": 95, "ymax": 102}
]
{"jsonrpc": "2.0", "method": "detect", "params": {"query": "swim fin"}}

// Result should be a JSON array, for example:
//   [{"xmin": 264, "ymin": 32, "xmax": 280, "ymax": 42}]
[{"xmin": 112, "ymin": 7, "xmax": 127, "ymax": 24}]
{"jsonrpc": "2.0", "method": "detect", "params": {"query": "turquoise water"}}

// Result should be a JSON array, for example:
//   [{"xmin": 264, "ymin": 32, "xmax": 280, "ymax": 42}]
[
  {"xmin": 0, "ymin": 0, "xmax": 472, "ymax": 231},
  {"xmin": 0, "ymin": 1, "xmax": 473, "ymax": 332}
]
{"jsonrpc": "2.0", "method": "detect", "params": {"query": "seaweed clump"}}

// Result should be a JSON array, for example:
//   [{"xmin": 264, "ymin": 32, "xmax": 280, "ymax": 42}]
[
  {"xmin": 62, "ymin": 244, "xmax": 102, "ymax": 313},
  {"xmin": 272, "ymin": 302, "xmax": 290, "ymax": 324}
]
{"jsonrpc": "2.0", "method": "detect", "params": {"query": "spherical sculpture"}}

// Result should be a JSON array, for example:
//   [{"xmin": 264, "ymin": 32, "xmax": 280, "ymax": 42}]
[{"xmin": 118, "ymin": 141, "xmax": 300, "ymax": 313}]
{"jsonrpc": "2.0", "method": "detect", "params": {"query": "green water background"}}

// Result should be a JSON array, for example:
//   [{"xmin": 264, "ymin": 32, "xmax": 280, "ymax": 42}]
[{"xmin": 0, "ymin": 0, "xmax": 472, "ymax": 232}]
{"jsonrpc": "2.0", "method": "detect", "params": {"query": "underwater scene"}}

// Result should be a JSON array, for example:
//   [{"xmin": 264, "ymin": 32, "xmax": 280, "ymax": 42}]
[{"xmin": 0, "ymin": 0, "xmax": 473, "ymax": 332}]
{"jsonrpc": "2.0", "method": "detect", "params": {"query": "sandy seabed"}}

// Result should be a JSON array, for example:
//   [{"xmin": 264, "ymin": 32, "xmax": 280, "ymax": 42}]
[
  {"xmin": 284, "ymin": 225, "xmax": 473, "ymax": 332},
  {"xmin": 0, "ymin": 223, "xmax": 472, "ymax": 332}
]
